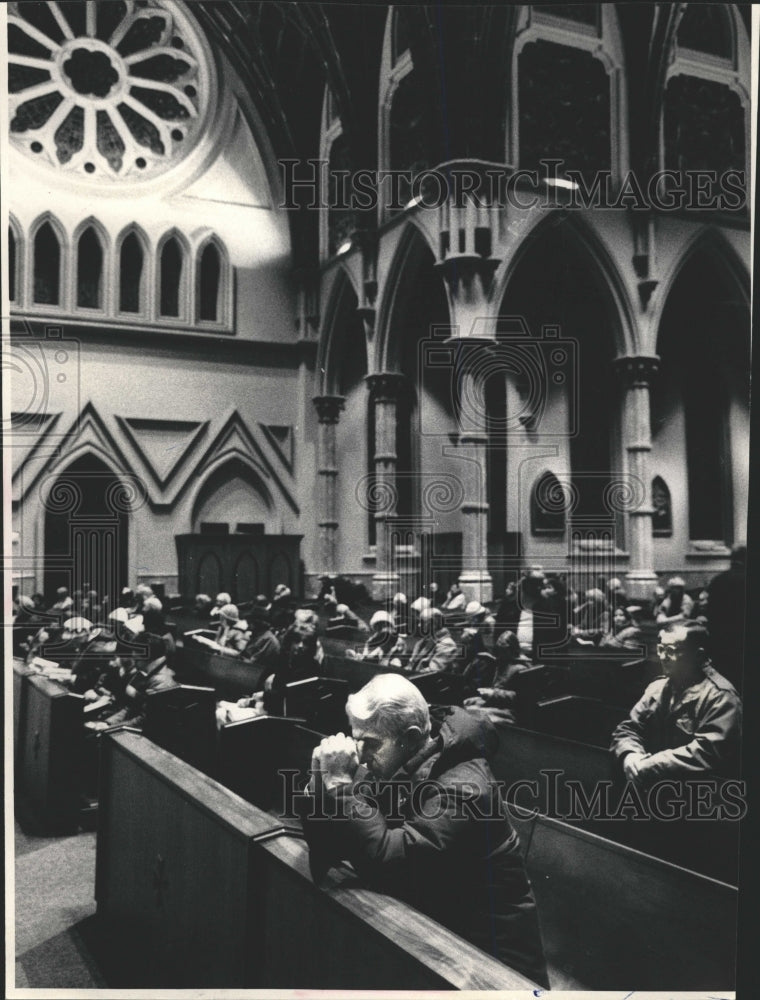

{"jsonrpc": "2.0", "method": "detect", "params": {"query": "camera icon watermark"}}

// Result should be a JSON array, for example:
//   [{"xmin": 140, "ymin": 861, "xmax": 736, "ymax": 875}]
[
  {"xmin": 4, "ymin": 321, "xmax": 81, "ymax": 437},
  {"xmin": 418, "ymin": 317, "xmax": 578, "ymax": 439}
]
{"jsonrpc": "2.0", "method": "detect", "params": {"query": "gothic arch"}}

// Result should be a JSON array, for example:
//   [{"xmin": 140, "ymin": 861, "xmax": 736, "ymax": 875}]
[
  {"xmin": 29, "ymin": 212, "xmax": 68, "ymax": 309},
  {"xmin": 8, "ymin": 213, "xmax": 22, "ymax": 305},
  {"xmin": 114, "ymin": 224, "xmax": 151, "ymax": 316},
  {"xmin": 492, "ymin": 211, "xmax": 636, "ymax": 357},
  {"xmin": 375, "ymin": 222, "xmax": 446, "ymax": 374},
  {"xmin": 190, "ymin": 456, "xmax": 274, "ymax": 533},
  {"xmin": 72, "ymin": 216, "xmax": 110, "ymax": 312},
  {"xmin": 155, "ymin": 228, "xmax": 192, "ymax": 321},
  {"xmin": 194, "ymin": 233, "xmax": 231, "ymax": 326}
]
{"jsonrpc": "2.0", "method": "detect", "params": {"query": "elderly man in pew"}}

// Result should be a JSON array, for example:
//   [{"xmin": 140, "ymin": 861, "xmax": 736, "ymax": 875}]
[
  {"xmin": 610, "ymin": 623, "xmax": 742, "ymax": 787},
  {"xmin": 299, "ymin": 673, "xmax": 550, "ymax": 988}
]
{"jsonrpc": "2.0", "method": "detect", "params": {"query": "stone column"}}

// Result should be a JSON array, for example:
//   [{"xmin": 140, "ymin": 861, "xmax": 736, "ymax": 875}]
[
  {"xmin": 313, "ymin": 395, "xmax": 345, "ymax": 576},
  {"xmin": 455, "ymin": 341, "xmax": 493, "ymax": 603},
  {"xmin": 366, "ymin": 373, "xmax": 404, "ymax": 600},
  {"xmin": 614, "ymin": 356, "xmax": 660, "ymax": 600}
]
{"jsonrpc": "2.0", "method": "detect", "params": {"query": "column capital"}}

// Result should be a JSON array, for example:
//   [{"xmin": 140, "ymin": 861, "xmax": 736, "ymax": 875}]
[
  {"xmin": 365, "ymin": 372, "xmax": 406, "ymax": 402},
  {"xmin": 313, "ymin": 395, "xmax": 345, "ymax": 424},
  {"xmin": 613, "ymin": 355, "xmax": 660, "ymax": 386}
]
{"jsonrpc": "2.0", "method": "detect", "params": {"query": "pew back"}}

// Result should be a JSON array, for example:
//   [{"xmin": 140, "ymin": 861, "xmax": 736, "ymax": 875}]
[
  {"xmin": 13, "ymin": 659, "xmax": 34, "ymax": 779},
  {"xmin": 512, "ymin": 805, "xmax": 737, "ymax": 990},
  {"xmin": 177, "ymin": 641, "xmax": 266, "ymax": 699},
  {"xmin": 19, "ymin": 673, "xmax": 83, "ymax": 832},
  {"xmin": 97, "ymin": 731, "xmax": 539, "ymax": 990}
]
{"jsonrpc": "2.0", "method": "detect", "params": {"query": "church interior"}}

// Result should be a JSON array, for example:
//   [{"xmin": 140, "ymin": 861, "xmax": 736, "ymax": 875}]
[{"xmin": 6, "ymin": 0, "xmax": 752, "ymax": 993}]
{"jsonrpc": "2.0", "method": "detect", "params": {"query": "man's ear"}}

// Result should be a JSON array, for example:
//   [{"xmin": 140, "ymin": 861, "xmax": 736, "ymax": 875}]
[{"xmin": 403, "ymin": 725, "xmax": 424, "ymax": 749}]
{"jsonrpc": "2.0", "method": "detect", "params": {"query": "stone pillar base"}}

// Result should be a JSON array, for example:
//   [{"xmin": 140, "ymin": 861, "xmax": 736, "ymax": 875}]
[
  {"xmin": 458, "ymin": 570, "xmax": 493, "ymax": 604},
  {"xmin": 372, "ymin": 572, "xmax": 401, "ymax": 602},
  {"xmin": 624, "ymin": 570, "xmax": 660, "ymax": 602}
]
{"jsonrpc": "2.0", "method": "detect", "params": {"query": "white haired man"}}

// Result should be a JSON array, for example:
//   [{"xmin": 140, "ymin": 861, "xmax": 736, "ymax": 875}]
[{"xmin": 299, "ymin": 673, "xmax": 549, "ymax": 987}]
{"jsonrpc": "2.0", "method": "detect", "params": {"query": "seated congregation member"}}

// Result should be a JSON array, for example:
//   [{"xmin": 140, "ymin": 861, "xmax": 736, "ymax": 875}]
[
  {"xmin": 599, "ymin": 605, "xmax": 647, "ymax": 653},
  {"xmin": 495, "ymin": 570, "xmax": 550, "ymax": 660},
  {"xmin": 347, "ymin": 612, "xmax": 405, "ymax": 667},
  {"xmin": 301, "ymin": 674, "xmax": 549, "ymax": 987},
  {"xmin": 391, "ymin": 592, "xmax": 409, "ymax": 633},
  {"xmin": 464, "ymin": 630, "xmax": 531, "ymax": 722},
  {"xmin": 214, "ymin": 604, "xmax": 250, "ymax": 655},
  {"xmin": 418, "ymin": 633, "xmax": 460, "ymax": 674},
  {"xmin": 610, "ymin": 623, "xmax": 741, "ymax": 787},
  {"xmin": 264, "ymin": 621, "xmax": 323, "ymax": 712},
  {"xmin": 571, "ymin": 589, "xmax": 611, "ymax": 645},
  {"xmin": 326, "ymin": 603, "xmax": 370, "ymax": 634},
  {"xmin": 193, "ymin": 593, "xmax": 214, "ymax": 620},
  {"xmin": 270, "ymin": 583, "xmax": 295, "ymax": 630},
  {"xmin": 655, "ymin": 576, "xmax": 694, "ymax": 624},
  {"xmin": 50, "ymin": 586, "xmax": 74, "ymax": 618},
  {"xmin": 92, "ymin": 634, "xmax": 178, "ymax": 730},
  {"xmin": 441, "ymin": 581, "xmax": 466, "ymax": 612},
  {"xmin": 407, "ymin": 606, "xmax": 449, "ymax": 671},
  {"xmin": 606, "ymin": 577, "xmax": 628, "ymax": 610},
  {"xmin": 13, "ymin": 596, "xmax": 46, "ymax": 655},
  {"xmin": 239, "ymin": 605, "xmax": 281, "ymax": 669}
]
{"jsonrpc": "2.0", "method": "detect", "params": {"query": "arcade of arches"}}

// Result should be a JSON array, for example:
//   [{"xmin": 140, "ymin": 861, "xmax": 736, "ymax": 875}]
[{"xmin": 8, "ymin": 1, "xmax": 751, "ymax": 608}]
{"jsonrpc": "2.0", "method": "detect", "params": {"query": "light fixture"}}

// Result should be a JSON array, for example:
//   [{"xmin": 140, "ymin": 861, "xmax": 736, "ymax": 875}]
[
  {"xmin": 405, "ymin": 194, "xmax": 423, "ymax": 210},
  {"xmin": 337, "ymin": 240, "xmax": 353, "ymax": 255},
  {"xmin": 543, "ymin": 176, "xmax": 579, "ymax": 192}
]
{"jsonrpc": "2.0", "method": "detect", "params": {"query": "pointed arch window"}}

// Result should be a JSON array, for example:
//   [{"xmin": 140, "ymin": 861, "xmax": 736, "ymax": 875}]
[
  {"xmin": 119, "ymin": 232, "xmax": 144, "ymax": 314},
  {"xmin": 379, "ymin": 6, "xmax": 431, "ymax": 217},
  {"xmin": 319, "ymin": 88, "xmax": 354, "ymax": 259},
  {"xmin": 512, "ymin": 5, "xmax": 626, "ymax": 184},
  {"xmin": 663, "ymin": 5, "xmax": 748, "ymax": 183},
  {"xmin": 198, "ymin": 242, "xmax": 221, "ymax": 322},
  {"xmin": 652, "ymin": 476, "xmax": 673, "ymax": 537},
  {"xmin": 159, "ymin": 236, "xmax": 184, "ymax": 318},
  {"xmin": 76, "ymin": 226, "xmax": 104, "ymax": 309},
  {"xmin": 531, "ymin": 471, "xmax": 567, "ymax": 535},
  {"xmin": 33, "ymin": 221, "xmax": 61, "ymax": 305}
]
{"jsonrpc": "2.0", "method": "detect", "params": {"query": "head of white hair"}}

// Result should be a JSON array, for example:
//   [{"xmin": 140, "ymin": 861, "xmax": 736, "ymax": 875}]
[{"xmin": 346, "ymin": 674, "xmax": 431, "ymax": 742}]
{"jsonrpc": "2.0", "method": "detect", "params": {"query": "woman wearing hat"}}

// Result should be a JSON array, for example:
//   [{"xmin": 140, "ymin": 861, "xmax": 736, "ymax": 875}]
[
  {"xmin": 464, "ymin": 631, "xmax": 532, "ymax": 721},
  {"xmin": 213, "ymin": 604, "xmax": 251, "ymax": 656}
]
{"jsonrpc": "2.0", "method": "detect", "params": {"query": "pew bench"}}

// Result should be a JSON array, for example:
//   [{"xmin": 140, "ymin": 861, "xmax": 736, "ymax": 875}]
[{"xmin": 95, "ymin": 730, "xmax": 539, "ymax": 990}]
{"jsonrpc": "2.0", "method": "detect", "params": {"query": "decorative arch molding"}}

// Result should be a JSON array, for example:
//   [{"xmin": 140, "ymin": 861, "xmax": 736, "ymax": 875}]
[
  {"xmin": 650, "ymin": 226, "xmax": 751, "ymax": 350},
  {"xmin": 8, "ymin": 213, "xmax": 22, "ymax": 305},
  {"xmin": 72, "ymin": 216, "xmax": 111, "ymax": 313},
  {"xmin": 491, "ymin": 211, "xmax": 637, "ymax": 357},
  {"xmin": 194, "ymin": 232, "xmax": 233, "ymax": 327},
  {"xmin": 375, "ymin": 221, "xmax": 445, "ymax": 374},
  {"xmin": 28, "ymin": 212, "xmax": 69, "ymax": 311},
  {"xmin": 317, "ymin": 268, "xmax": 365, "ymax": 396},
  {"xmin": 189, "ymin": 454, "xmax": 275, "ymax": 533},
  {"xmin": 656, "ymin": 4, "xmax": 751, "ymax": 178},
  {"xmin": 155, "ymin": 227, "xmax": 193, "ymax": 322},
  {"xmin": 114, "ymin": 223, "xmax": 151, "ymax": 317}
]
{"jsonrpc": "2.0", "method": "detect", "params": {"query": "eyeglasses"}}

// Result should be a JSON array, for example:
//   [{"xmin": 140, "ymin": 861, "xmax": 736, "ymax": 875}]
[{"xmin": 657, "ymin": 643, "xmax": 686, "ymax": 660}]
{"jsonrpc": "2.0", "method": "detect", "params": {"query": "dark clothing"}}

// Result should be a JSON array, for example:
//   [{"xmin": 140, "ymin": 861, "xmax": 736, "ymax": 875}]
[
  {"xmin": 243, "ymin": 629, "xmax": 281, "ymax": 670},
  {"xmin": 495, "ymin": 595, "xmax": 568, "ymax": 660},
  {"xmin": 300, "ymin": 706, "xmax": 548, "ymax": 987},
  {"xmin": 610, "ymin": 663, "xmax": 742, "ymax": 783},
  {"xmin": 706, "ymin": 567, "xmax": 746, "ymax": 692}
]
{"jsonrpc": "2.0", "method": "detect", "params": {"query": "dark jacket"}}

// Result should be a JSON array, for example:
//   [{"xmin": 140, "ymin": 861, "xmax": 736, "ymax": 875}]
[
  {"xmin": 610, "ymin": 663, "xmax": 742, "ymax": 782},
  {"xmin": 300, "ymin": 706, "xmax": 548, "ymax": 987}
]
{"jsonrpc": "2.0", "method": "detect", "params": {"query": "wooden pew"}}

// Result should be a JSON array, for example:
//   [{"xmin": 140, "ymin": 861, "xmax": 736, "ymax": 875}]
[
  {"xmin": 96, "ymin": 730, "xmax": 539, "ymax": 990},
  {"xmin": 320, "ymin": 653, "xmax": 400, "ymax": 692},
  {"xmin": 490, "ymin": 722, "xmax": 739, "ymax": 884},
  {"xmin": 18, "ymin": 673, "xmax": 84, "ymax": 833},
  {"xmin": 218, "ymin": 715, "xmax": 322, "ymax": 812},
  {"xmin": 143, "ymin": 683, "xmax": 218, "ymax": 778},
  {"xmin": 13, "ymin": 658, "xmax": 34, "ymax": 784},
  {"xmin": 177, "ymin": 640, "xmax": 266, "ymax": 700},
  {"xmin": 509, "ymin": 804, "xmax": 737, "ymax": 990}
]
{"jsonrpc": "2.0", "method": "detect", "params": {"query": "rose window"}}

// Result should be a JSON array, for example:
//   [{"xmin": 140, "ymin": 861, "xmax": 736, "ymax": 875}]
[{"xmin": 8, "ymin": 0, "xmax": 214, "ymax": 181}]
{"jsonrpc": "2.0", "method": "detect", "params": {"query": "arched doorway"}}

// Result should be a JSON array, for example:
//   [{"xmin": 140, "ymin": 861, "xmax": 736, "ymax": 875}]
[
  {"xmin": 654, "ymin": 247, "xmax": 750, "ymax": 549},
  {"xmin": 43, "ymin": 455, "xmax": 130, "ymax": 606},
  {"xmin": 498, "ymin": 219, "xmax": 625, "ymax": 576}
]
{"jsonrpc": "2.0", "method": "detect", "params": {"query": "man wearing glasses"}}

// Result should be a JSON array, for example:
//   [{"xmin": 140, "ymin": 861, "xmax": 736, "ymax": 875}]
[{"xmin": 610, "ymin": 623, "xmax": 742, "ymax": 786}]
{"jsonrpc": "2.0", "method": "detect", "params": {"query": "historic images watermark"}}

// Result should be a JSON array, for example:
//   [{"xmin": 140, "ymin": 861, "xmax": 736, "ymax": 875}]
[
  {"xmin": 279, "ymin": 159, "xmax": 747, "ymax": 213},
  {"xmin": 278, "ymin": 769, "xmax": 747, "ymax": 824}
]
